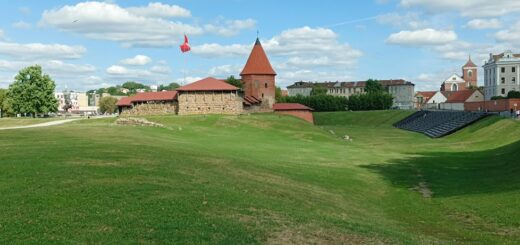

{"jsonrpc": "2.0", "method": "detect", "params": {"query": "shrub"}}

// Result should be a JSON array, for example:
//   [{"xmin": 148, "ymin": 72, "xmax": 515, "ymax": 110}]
[
  {"xmin": 277, "ymin": 95, "xmax": 347, "ymax": 112},
  {"xmin": 346, "ymin": 92, "xmax": 394, "ymax": 111}
]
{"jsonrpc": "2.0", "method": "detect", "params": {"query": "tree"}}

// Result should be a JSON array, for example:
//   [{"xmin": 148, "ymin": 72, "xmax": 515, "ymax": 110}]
[
  {"xmin": 99, "ymin": 96, "xmax": 118, "ymax": 114},
  {"xmin": 365, "ymin": 79, "xmax": 384, "ymax": 94},
  {"xmin": 7, "ymin": 65, "xmax": 58, "ymax": 117},
  {"xmin": 225, "ymin": 76, "xmax": 243, "ymax": 89},
  {"xmin": 158, "ymin": 82, "xmax": 180, "ymax": 91},
  {"xmin": 275, "ymin": 86, "xmax": 283, "ymax": 101},
  {"xmin": 507, "ymin": 90, "xmax": 520, "ymax": 98},
  {"xmin": 310, "ymin": 84, "xmax": 327, "ymax": 96},
  {"xmin": 0, "ymin": 88, "xmax": 7, "ymax": 117},
  {"xmin": 346, "ymin": 93, "xmax": 393, "ymax": 111}
]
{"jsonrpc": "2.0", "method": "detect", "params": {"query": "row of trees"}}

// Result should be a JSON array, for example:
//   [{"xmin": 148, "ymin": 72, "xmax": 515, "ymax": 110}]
[
  {"xmin": 90, "ymin": 81, "xmax": 181, "ymax": 96},
  {"xmin": 1, "ymin": 66, "xmax": 58, "ymax": 117},
  {"xmin": 278, "ymin": 80, "xmax": 394, "ymax": 112}
]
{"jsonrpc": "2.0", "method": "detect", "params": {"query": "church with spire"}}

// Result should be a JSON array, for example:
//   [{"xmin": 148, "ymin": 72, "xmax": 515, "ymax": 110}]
[{"xmin": 440, "ymin": 57, "xmax": 478, "ymax": 92}]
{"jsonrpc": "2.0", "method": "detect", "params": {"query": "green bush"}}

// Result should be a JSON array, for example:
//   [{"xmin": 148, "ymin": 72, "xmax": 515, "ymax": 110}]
[
  {"xmin": 507, "ymin": 91, "xmax": 520, "ymax": 99},
  {"xmin": 346, "ymin": 92, "xmax": 394, "ymax": 111},
  {"xmin": 277, "ymin": 95, "xmax": 347, "ymax": 112}
]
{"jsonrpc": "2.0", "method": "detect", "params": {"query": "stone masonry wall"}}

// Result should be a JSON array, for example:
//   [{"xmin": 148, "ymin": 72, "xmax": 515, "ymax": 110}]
[
  {"xmin": 177, "ymin": 91, "xmax": 243, "ymax": 115},
  {"xmin": 121, "ymin": 102, "xmax": 178, "ymax": 116}
]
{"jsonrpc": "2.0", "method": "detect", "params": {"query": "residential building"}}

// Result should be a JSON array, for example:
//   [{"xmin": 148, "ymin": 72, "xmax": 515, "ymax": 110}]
[
  {"xmin": 440, "ymin": 90, "xmax": 484, "ymax": 111},
  {"xmin": 483, "ymin": 50, "xmax": 520, "ymax": 100},
  {"xmin": 414, "ymin": 91, "xmax": 436, "ymax": 109},
  {"xmin": 286, "ymin": 79, "xmax": 415, "ymax": 109}
]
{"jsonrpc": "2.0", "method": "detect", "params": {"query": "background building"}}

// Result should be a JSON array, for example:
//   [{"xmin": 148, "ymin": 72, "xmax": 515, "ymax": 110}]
[
  {"xmin": 483, "ymin": 50, "xmax": 520, "ymax": 100},
  {"xmin": 286, "ymin": 79, "xmax": 415, "ymax": 109},
  {"xmin": 441, "ymin": 58, "xmax": 478, "ymax": 92}
]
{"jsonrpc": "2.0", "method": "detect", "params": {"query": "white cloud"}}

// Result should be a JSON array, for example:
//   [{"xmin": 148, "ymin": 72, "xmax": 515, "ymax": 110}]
[
  {"xmin": 0, "ymin": 29, "xmax": 4, "ymax": 40},
  {"xmin": 0, "ymin": 42, "xmax": 86, "ymax": 60},
  {"xmin": 386, "ymin": 28, "xmax": 457, "ymax": 46},
  {"xmin": 400, "ymin": 0, "xmax": 520, "ymax": 17},
  {"xmin": 106, "ymin": 65, "xmax": 128, "ymax": 75},
  {"xmin": 191, "ymin": 43, "xmax": 250, "ymax": 57},
  {"xmin": 466, "ymin": 18, "xmax": 502, "ymax": 30},
  {"xmin": 377, "ymin": 12, "xmax": 426, "ymax": 29},
  {"xmin": 12, "ymin": 21, "xmax": 32, "ymax": 29},
  {"xmin": 204, "ymin": 18, "xmax": 256, "ymax": 37},
  {"xmin": 495, "ymin": 20, "xmax": 520, "ymax": 47},
  {"xmin": 175, "ymin": 76, "xmax": 203, "ymax": 85},
  {"xmin": 208, "ymin": 64, "xmax": 242, "ymax": 76},
  {"xmin": 120, "ymin": 55, "xmax": 152, "ymax": 65},
  {"xmin": 192, "ymin": 26, "xmax": 362, "ymax": 87},
  {"xmin": 150, "ymin": 65, "xmax": 172, "ymax": 74},
  {"xmin": 127, "ymin": 2, "xmax": 191, "ymax": 18},
  {"xmin": 40, "ymin": 1, "xmax": 202, "ymax": 47}
]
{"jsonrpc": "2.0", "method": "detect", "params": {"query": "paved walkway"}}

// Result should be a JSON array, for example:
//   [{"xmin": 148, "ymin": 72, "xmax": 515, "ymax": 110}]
[{"xmin": 0, "ymin": 119, "xmax": 81, "ymax": 131}]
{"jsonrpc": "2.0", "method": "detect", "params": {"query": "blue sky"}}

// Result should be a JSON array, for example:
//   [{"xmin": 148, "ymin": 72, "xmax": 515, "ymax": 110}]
[{"xmin": 1, "ymin": 1, "xmax": 520, "ymax": 91}]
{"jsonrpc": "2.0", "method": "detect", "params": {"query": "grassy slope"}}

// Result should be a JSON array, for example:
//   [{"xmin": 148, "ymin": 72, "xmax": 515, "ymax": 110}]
[{"xmin": 0, "ymin": 112, "xmax": 518, "ymax": 244}]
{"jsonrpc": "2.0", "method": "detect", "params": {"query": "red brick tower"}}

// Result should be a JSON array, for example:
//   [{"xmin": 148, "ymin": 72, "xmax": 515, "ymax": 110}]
[
  {"xmin": 240, "ymin": 38, "xmax": 277, "ymax": 109},
  {"xmin": 462, "ymin": 56, "xmax": 478, "ymax": 89}
]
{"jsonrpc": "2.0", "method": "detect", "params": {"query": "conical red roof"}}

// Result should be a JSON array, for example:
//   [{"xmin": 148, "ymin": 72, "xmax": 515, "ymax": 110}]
[
  {"xmin": 463, "ymin": 57, "xmax": 477, "ymax": 67},
  {"xmin": 240, "ymin": 38, "xmax": 276, "ymax": 76}
]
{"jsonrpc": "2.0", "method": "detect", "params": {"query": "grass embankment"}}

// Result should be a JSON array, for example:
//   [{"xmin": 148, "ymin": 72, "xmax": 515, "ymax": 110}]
[{"xmin": 0, "ymin": 111, "xmax": 518, "ymax": 244}]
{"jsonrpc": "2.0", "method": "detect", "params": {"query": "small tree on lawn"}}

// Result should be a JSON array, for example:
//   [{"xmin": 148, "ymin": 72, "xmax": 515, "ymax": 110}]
[
  {"xmin": 99, "ymin": 96, "xmax": 118, "ymax": 114},
  {"xmin": 7, "ymin": 65, "xmax": 58, "ymax": 117}
]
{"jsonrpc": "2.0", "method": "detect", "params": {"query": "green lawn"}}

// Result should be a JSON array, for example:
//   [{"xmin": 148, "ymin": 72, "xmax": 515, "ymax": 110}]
[
  {"xmin": 0, "ymin": 117, "xmax": 63, "ymax": 128},
  {"xmin": 0, "ymin": 111, "xmax": 518, "ymax": 244}
]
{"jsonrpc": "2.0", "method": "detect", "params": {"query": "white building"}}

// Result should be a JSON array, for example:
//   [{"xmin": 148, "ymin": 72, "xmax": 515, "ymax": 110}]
[{"xmin": 483, "ymin": 50, "xmax": 520, "ymax": 100}]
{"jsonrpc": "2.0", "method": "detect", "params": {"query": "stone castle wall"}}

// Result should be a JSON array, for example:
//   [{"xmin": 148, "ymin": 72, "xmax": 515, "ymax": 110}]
[
  {"xmin": 177, "ymin": 91, "xmax": 243, "ymax": 115},
  {"xmin": 121, "ymin": 103, "xmax": 178, "ymax": 116}
]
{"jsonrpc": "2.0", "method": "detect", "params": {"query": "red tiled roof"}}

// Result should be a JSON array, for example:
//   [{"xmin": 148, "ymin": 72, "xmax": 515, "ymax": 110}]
[
  {"xmin": 416, "ymin": 91, "xmax": 436, "ymax": 99},
  {"xmin": 177, "ymin": 77, "xmax": 239, "ymax": 91},
  {"xmin": 240, "ymin": 38, "xmax": 276, "ymax": 76},
  {"xmin": 131, "ymin": 91, "xmax": 178, "ymax": 102},
  {"xmin": 445, "ymin": 90, "xmax": 476, "ymax": 103},
  {"xmin": 273, "ymin": 103, "xmax": 313, "ymax": 111},
  {"xmin": 116, "ymin": 96, "xmax": 133, "ymax": 106}
]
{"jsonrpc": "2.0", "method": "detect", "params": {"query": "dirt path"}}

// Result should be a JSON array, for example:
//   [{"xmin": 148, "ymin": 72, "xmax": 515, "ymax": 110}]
[{"xmin": 0, "ymin": 119, "xmax": 81, "ymax": 131}]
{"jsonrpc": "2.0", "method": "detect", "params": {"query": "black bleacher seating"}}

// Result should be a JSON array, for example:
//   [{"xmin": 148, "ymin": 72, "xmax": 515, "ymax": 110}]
[{"xmin": 393, "ymin": 111, "xmax": 489, "ymax": 138}]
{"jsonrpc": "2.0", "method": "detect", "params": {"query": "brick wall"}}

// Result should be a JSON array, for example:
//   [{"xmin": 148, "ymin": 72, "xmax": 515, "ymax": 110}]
[
  {"xmin": 275, "ymin": 110, "xmax": 314, "ymax": 124},
  {"xmin": 464, "ymin": 99, "xmax": 520, "ymax": 112},
  {"xmin": 241, "ymin": 74, "xmax": 276, "ymax": 109},
  {"xmin": 121, "ymin": 103, "xmax": 178, "ymax": 116},
  {"xmin": 177, "ymin": 91, "xmax": 243, "ymax": 115}
]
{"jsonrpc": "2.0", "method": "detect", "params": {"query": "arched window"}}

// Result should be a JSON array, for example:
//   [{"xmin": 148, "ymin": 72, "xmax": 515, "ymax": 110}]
[
  {"xmin": 452, "ymin": 83, "xmax": 458, "ymax": 91},
  {"xmin": 468, "ymin": 70, "xmax": 473, "ymax": 77}
]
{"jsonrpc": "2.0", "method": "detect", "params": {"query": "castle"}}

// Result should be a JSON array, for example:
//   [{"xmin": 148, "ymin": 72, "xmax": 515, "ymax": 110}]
[{"xmin": 117, "ymin": 38, "xmax": 278, "ymax": 115}]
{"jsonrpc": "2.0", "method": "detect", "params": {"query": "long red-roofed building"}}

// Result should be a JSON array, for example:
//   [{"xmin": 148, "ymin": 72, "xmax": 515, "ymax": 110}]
[{"xmin": 273, "ymin": 103, "xmax": 314, "ymax": 124}]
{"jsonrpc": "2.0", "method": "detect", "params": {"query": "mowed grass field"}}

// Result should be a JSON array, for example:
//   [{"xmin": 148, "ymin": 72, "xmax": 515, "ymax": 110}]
[
  {"xmin": 0, "ymin": 111, "xmax": 519, "ymax": 244},
  {"xmin": 0, "ymin": 117, "xmax": 62, "ymax": 128}
]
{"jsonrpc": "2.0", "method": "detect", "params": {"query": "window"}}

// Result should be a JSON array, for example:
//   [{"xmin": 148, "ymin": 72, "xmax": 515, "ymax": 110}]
[
  {"xmin": 261, "ymin": 93, "xmax": 264, "ymax": 98},
  {"xmin": 452, "ymin": 77, "xmax": 456, "ymax": 80},
  {"xmin": 502, "ymin": 88, "xmax": 506, "ymax": 94},
  {"xmin": 468, "ymin": 70, "xmax": 473, "ymax": 77},
  {"xmin": 513, "ymin": 67, "xmax": 516, "ymax": 73},
  {"xmin": 501, "ymin": 67, "xmax": 505, "ymax": 73},
  {"xmin": 513, "ymin": 77, "xmax": 516, "ymax": 83},
  {"xmin": 264, "ymin": 83, "xmax": 268, "ymax": 88},
  {"xmin": 501, "ymin": 77, "xmax": 505, "ymax": 84}
]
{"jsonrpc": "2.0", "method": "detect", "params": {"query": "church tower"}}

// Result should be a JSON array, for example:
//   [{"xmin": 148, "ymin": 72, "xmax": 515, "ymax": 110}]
[
  {"xmin": 240, "ymin": 38, "xmax": 277, "ymax": 109},
  {"xmin": 462, "ymin": 56, "xmax": 478, "ymax": 89}
]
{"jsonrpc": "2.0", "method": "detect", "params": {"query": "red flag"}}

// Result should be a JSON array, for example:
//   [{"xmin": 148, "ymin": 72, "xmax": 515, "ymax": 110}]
[{"xmin": 180, "ymin": 34, "xmax": 190, "ymax": 53}]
